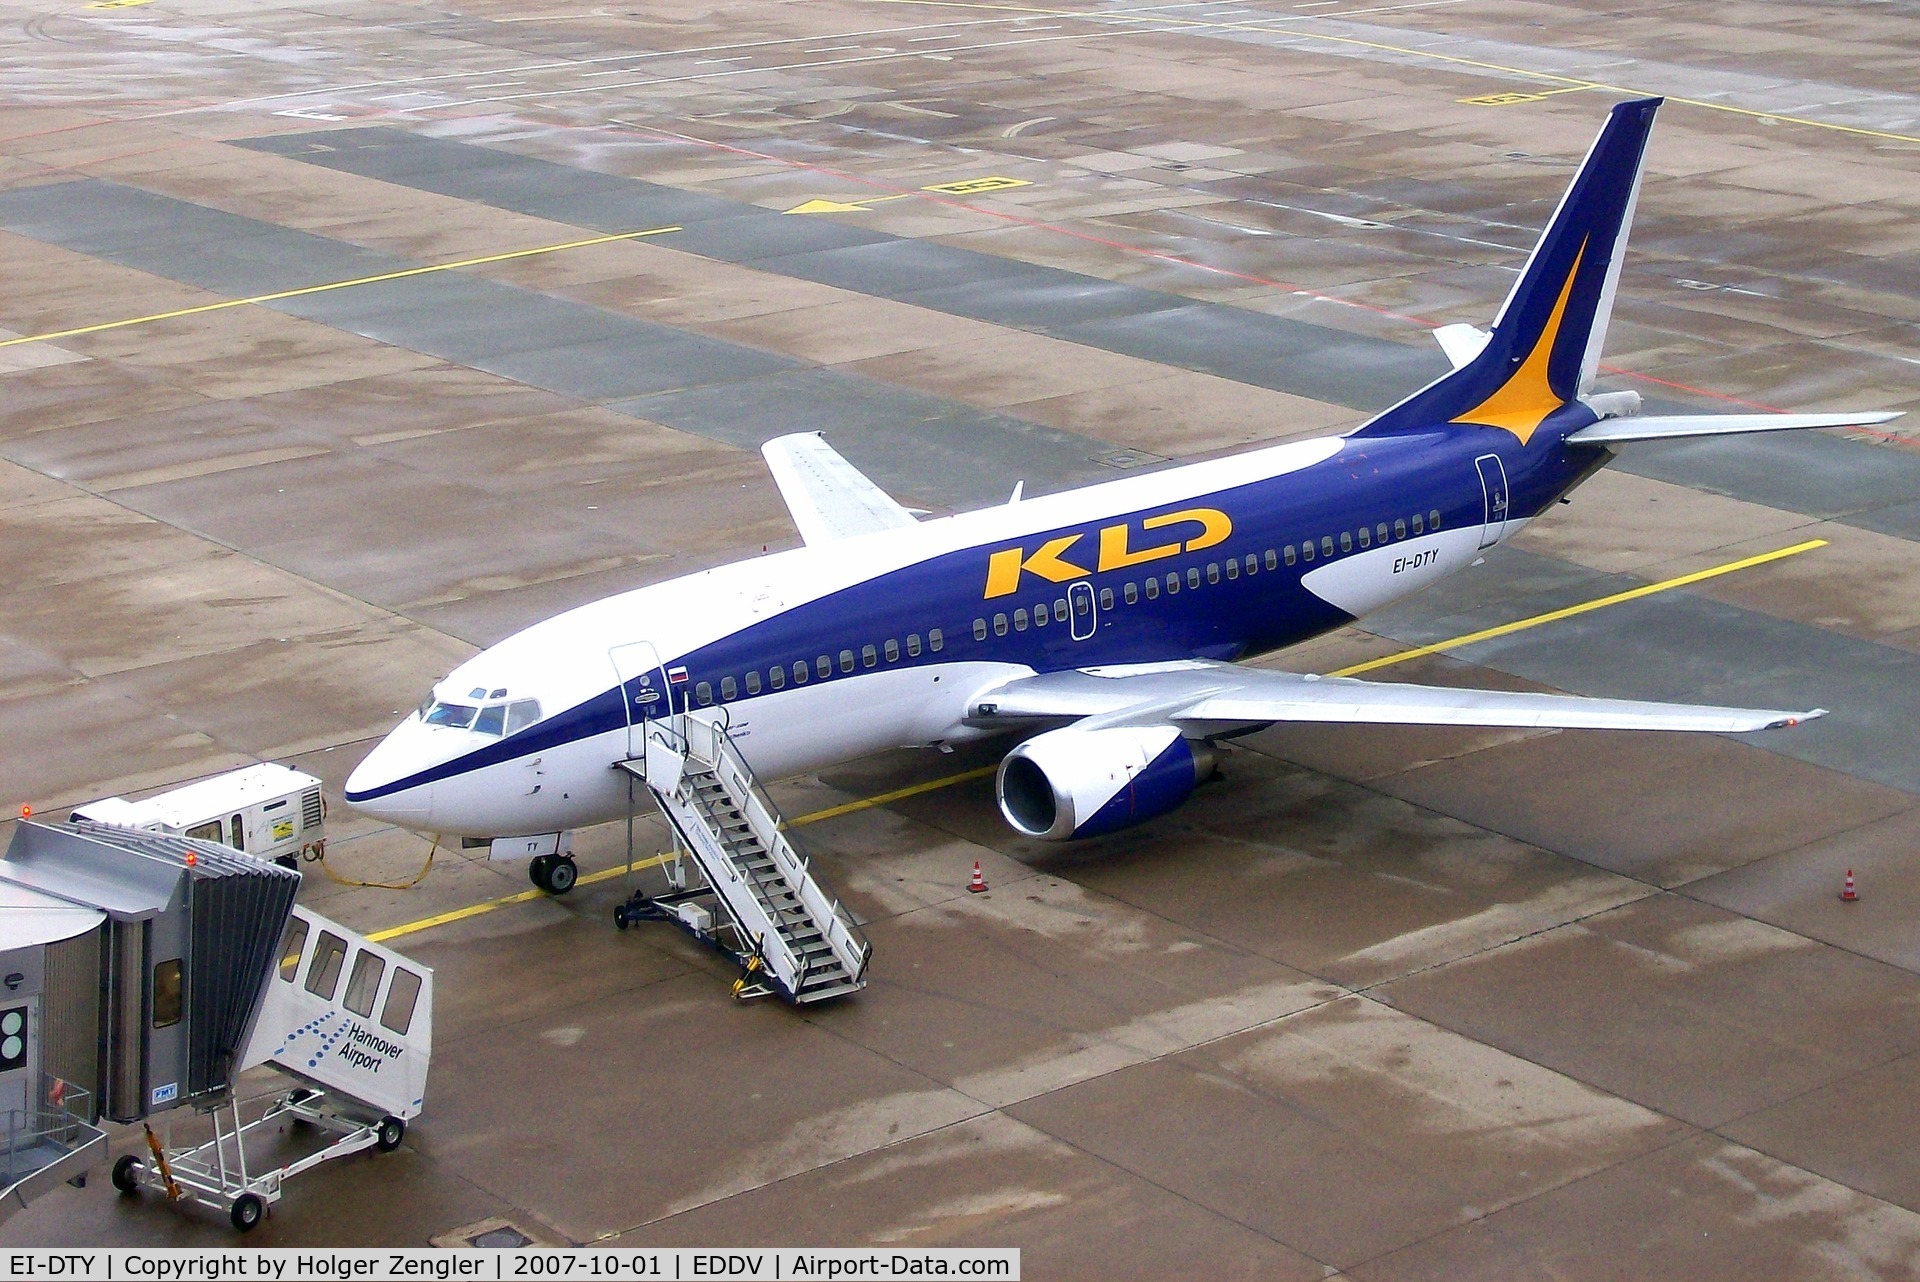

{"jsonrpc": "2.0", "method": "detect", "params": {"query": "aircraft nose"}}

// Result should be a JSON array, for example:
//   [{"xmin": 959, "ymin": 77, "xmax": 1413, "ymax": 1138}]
[{"xmin": 343, "ymin": 721, "xmax": 436, "ymax": 824}]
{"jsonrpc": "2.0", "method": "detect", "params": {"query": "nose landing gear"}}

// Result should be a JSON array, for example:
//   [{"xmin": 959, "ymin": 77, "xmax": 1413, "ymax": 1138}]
[{"xmin": 529, "ymin": 854, "xmax": 578, "ymax": 895}]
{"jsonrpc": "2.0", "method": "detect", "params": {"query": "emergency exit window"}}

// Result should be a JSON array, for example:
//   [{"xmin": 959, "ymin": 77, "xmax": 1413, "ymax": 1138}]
[
  {"xmin": 153, "ymin": 960, "xmax": 183, "ymax": 1028},
  {"xmin": 343, "ymin": 951, "xmax": 385, "ymax": 1018},
  {"xmin": 381, "ymin": 969, "xmax": 423, "ymax": 1036}
]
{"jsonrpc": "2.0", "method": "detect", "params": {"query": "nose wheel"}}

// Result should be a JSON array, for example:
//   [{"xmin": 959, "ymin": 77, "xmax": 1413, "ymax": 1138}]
[{"xmin": 529, "ymin": 854, "xmax": 577, "ymax": 895}]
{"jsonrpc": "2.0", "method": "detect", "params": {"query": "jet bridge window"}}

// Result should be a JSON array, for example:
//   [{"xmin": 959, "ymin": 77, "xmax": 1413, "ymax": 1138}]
[
  {"xmin": 343, "ymin": 950, "xmax": 385, "ymax": 1018},
  {"xmin": 153, "ymin": 960, "xmax": 183, "ymax": 1029},
  {"xmin": 186, "ymin": 820, "xmax": 222, "ymax": 843},
  {"xmin": 278, "ymin": 916, "xmax": 309, "ymax": 983},
  {"xmin": 862, "ymin": 645, "xmax": 878, "ymax": 668},
  {"xmin": 721, "ymin": 677, "xmax": 738, "ymax": 700},
  {"xmin": 381, "ymin": 968, "xmax": 423, "ymax": 1037},
  {"xmin": 229, "ymin": 815, "xmax": 245, "ymax": 850},
  {"xmin": 305, "ymin": 931, "xmax": 349, "ymax": 1002},
  {"xmin": 885, "ymin": 640, "xmax": 900, "ymax": 662}
]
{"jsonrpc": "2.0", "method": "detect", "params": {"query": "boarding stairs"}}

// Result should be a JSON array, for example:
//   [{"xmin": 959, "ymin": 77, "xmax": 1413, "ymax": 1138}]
[{"xmin": 617, "ymin": 713, "xmax": 869, "ymax": 1004}]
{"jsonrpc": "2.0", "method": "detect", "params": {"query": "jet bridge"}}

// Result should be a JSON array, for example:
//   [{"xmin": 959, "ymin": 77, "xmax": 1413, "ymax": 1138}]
[
  {"xmin": 615, "ymin": 712, "xmax": 870, "ymax": 1004},
  {"xmin": 0, "ymin": 820, "xmax": 431, "ymax": 1231}
]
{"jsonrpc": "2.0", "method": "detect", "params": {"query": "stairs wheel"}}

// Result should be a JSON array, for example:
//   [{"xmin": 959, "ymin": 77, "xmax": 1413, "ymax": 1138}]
[
  {"xmin": 613, "ymin": 902, "xmax": 630, "ymax": 930},
  {"xmin": 111, "ymin": 1154, "xmax": 143, "ymax": 1195},
  {"xmin": 545, "ymin": 856, "xmax": 577, "ymax": 894},
  {"xmin": 528, "ymin": 855, "xmax": 553, "ymax": 891},
  {"xmin": 375, "ymin": 1116, "xmax": 406, "ymax": 1153},
  {"xmin": 230, "ymin": 1192, "xmax": 264, "ymax": 1232}
]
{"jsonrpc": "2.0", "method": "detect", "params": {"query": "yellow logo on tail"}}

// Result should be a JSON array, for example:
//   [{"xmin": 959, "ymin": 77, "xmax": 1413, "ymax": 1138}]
[{"xmin": 1452, "ymin": 242, "xmax": 1586, "ymax": 445}]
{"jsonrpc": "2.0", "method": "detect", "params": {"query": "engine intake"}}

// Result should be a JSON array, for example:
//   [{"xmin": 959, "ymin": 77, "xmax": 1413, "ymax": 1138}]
[{"xmin": 997, "ymin": 724, "xmax": 1216, "ymax": 841}]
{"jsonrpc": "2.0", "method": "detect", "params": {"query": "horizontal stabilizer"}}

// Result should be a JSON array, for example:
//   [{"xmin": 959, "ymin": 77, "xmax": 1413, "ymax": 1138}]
[
  {"xmin": 968, "ymin": 662, "xmax": 1824, "ymax": 736},
  {"xmin": 1567, "ymin": 410, "xmax": 1902, "ymax": 445},
  {"xmin": 761, "ymin": 432, "xmax": 920, "ymax": 545},
  {"xmin": 1434, "ymin": 323, "xmax": 1491, "ymax": 370}
]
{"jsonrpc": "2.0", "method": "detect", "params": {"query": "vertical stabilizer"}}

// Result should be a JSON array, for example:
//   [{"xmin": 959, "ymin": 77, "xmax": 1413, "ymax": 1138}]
[{"xmin": 1352, "ymin": 97, "xmax": 1660, "ymax": 443}]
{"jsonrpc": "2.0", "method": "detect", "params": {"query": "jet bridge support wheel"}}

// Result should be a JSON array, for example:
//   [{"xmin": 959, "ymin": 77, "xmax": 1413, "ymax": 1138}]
[{"xmin": 231, "ymin": 1192, "xmax": 264, "ymax": 1232}]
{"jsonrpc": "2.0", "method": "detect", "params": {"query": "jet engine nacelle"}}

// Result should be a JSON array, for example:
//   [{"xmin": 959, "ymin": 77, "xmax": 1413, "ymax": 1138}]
[{"xmin": 996, "ymin": 724, "xmax": 1217, "ymax": 841}]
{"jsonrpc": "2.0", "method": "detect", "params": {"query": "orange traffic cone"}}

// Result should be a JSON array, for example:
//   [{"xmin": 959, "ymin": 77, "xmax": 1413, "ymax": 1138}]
[
  {"xmin": 1842, "ymin": 869, "xmax": 1858, "ymax": 902},
  {"xmin": 968, "ymin": 861, "xmax": 987, "ymax": 894}
]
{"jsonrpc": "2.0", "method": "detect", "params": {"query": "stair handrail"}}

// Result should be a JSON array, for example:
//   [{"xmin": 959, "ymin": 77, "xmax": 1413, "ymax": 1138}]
[
  {"xmin": 674, "ymin": 760, "xmax": 810, "ymax": 993},
  {"xmin": 690, "ymin": 714, "xmax": 873, "ymax": 983}
]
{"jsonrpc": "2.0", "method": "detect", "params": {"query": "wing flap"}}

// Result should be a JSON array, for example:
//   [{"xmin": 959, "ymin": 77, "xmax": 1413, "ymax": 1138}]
[
  {"xmin": 1568, "ymin": 410, "xmax": 1901, "ymax": 445},
  {"xmin": 967, "ymin": 662, "xmax": 1823, "ymax": 735},
  {"xmin": 762, "ymin": 432, "xmax": 920, "ymax": 545}
]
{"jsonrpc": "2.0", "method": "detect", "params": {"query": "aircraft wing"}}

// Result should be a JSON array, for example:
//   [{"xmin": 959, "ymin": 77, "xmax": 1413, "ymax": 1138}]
[
  {"xmin": 966, "ymin": 660, "xmax": 1823, "ymax": 735},
  {"xmin": 761, "ymin": 432, "xmax": 920, "ymax": 545}
]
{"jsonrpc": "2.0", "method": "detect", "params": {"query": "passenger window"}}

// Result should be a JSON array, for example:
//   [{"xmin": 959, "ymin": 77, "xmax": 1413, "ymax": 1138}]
[
  {"xmin": 1340, "ymin": 532, "xmax": 1353, "ymax": 553},
  {"xmin": 770, "ymin": 666, "xmax": 786, "ymax": 690},
  {"xmin": 1013, "ymin": 609, "xmax": 1028, "ymax": 632},
  {"xmin": 1284, "ymin": 545, "xmax": 1296, "ymax": 566},
  {"xmin": 343, "ymin": 950, "xmax": 385, "ymax": 1018},
  {"xmin": 1265, "ymin": 549, "xmax": 1279, "ymax": 571},
  {"xmin": 1412, "ymin": 513, "xmax": 1424, "ymax": 535},
  {"xmin": 929, "ymin": 628, "xmax": 944, "ymax": 652},
  {"xmin": 974, "ymin": 618, "xmax": 989, "ymax": 641},
  {"xmin": 721, "ymin": 676, "xmax": 738, "ymax": 700},
  {"xmin": 861, "ymin": 645, "xmax": 877, "ymax": 668},
  {"xmin": 1100, "ymin": 587, "xmax": 1114, "ymax": 610},
  {"xmin": 1430, "ymin": 509, "xmax": 1441, "ymax": 530},
  {"xmin": 994, "ymin": 614, "xmax": 1009, "ymax": 636},
  {"xmin": 230, "ymin": 815, "xmax": 244, "ymax": 851},
  {"xmin": 818, "ymin": 656, "xmax": 832, "ymax": 679},
  {"xmin": 794, "ymin": 661, "xmax": 810, "ymax": 685},
  {"xmin": 153, "ymin": 960, "xmax": 183, "ymax": 1029},
  {"xmin": 1167, "ymin": 572, "xmax": 1181, "ymax": 594},
  {"xmin": 278, "ymin": 916, "xmax": 308, "ymax": 982},
  {"xmin": 503, "ymin": 700, "xmax": 542, "ymax": 735},
  {"xmin": 1187, "ymin": 567, "xmax": 1201, "ymax": 589},
  {"xmin": 745, "ymin": 671, "xmax": 761, "ymax": 695},
  {"xmin": 380, "ymin": 968, "xmax": 423, "ymax": 1036},
  {"xmin": 908, "ymin": 634, "xmax": 923, "ymax": 657},
  {"xmin": 1225, "ymin": 559, "xmax": 1239, "ymax": 580},
  {"xmin": 1054, "ymin": 600, "xmax": 1068, "ymax": 623},
  {"xmin": 1031, "ymin": 604, "xmax": 1047, "ymax": 628},
  {"xmin": 1145, "ymin": 577, "xmax": 1159, "ymax": 600},
  {"xmin": 1321, "ymin": 536, "xmax": 1334, "ymax": 557},
  {"xmin": 1358, "ymin": 527, "xmax": 1371, "ymax": 549},
  {"xmin": 695, "ymin": 681, "xmax": 714, "ymax": 706},
  {"xmin": 839, "ymin": 650, "xmax": 855, "ymax": 674},
  {"xmin": 1377, "ymin": 523, "xmax": 1389, "ymax": 543},
  {"xmin": 1245, "ymin": 554, "xmax": 1258, "ymax": 575},
  {"xmin": 1125, "ymin": 582, "xmax": 1139, "ymax": 604},
  {"xmin": 474, "ymin": 703, "xmax": 506, "ymax": 735},
  {"xmin": 305, "ymin": 931, "xmax": 349, "ymax": 1001},
  {"xmin": 1394, "ymin": 519, "xmax": 1407, "ymax": 540},
  {"xmin": 885, "ymin": 639, "xmax": 900, "ymax": 662}
]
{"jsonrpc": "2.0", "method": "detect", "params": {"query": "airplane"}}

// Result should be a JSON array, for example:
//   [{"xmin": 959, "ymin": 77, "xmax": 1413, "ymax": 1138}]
[{"xmin": 346, "ymin": 97, "xmax": 1898, "ymax": 891}]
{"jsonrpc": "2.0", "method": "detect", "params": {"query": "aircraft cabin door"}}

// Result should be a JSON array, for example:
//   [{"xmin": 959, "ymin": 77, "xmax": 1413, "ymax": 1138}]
[
  {"xmin": 608, "ymin": 641, "xmax": 671, "ymax": 761},
  {"xmin": 1475, "ymin": 454, "xmax": 1510, "ymax": 549},
  {"xmin": 1069, "ymin": 580, "xmax": 1098, "ymax": 642}
]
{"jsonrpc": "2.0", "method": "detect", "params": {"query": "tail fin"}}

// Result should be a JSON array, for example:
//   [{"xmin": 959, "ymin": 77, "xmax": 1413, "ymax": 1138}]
[{"xmin": 1352, "ymin": 97, "xmax": 1660, "ymax": 444}]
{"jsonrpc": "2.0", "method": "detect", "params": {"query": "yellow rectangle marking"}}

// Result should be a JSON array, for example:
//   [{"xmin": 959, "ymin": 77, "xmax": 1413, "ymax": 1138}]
[{"xmin": 922, "ymin": 177, "xmax": 1031, "ymax": 195}]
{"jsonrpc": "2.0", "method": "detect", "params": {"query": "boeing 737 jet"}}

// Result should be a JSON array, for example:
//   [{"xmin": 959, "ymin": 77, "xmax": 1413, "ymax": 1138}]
[{"xmin": 346, "ymin": 98, "xmax": 1896, "ymax": 881}]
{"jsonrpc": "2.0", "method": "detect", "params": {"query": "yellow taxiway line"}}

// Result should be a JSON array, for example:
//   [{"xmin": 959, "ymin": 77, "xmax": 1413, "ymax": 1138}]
[
  {"xmin": 357, "ymin": 539, "xmax": 1824, "ymax": 945},
  {"xmin": 0, "ymin": 225, "xmax": 681, "ymax": 351},
  {"xmin": 869, "ymin": 0, "xmax": 1920, "ymax": 148}
]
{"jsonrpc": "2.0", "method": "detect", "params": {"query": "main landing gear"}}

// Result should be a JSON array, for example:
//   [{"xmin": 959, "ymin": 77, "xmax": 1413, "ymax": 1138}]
[{"xmin": 529, "ymin": 854, "xmax": 577, "ymax": 895}]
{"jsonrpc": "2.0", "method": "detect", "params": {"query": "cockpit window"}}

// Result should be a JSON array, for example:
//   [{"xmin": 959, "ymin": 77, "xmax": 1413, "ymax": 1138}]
[
  {"xmin": 474, "ymin": 704, "xmax": 506, "ymax": 736},
  {"xmin": 424, "ymin": 702, "xmax": 478, "ymax": 729},
  {"xmin": 504, "ymin": 700, "xmax": 542, "ymax": 735}
]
